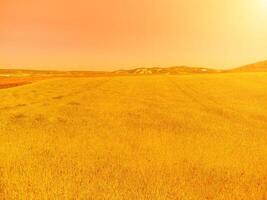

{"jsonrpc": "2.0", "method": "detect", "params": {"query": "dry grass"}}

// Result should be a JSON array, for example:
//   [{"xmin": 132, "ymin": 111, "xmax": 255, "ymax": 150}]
[{"xmin": 0, "ymin": 72, "xmax": 267, "ymax": 199}]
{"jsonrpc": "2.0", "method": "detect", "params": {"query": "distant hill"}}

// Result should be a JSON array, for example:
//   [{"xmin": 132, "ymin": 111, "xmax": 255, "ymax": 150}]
[
  {"xmin": 113, "ymin": 66, "xmax": 221, "ymax": 75},
  {"xmin": 7, "ymin": 61, "xmax": 267, "ymax": 77},
  {"xmin": 0, "ymin": 69, "xmax": 109, "ymax": 78},
  {"xmin": 232, "ymin": 60, "xmax": 267, "ymax": 72}
]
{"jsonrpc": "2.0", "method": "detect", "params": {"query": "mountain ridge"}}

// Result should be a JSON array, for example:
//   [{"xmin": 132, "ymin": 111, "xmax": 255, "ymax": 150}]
[
  {"xmin": 1, "ymin": 59, "xmax": 267, "ymax": 76},
  {"xmin": 113, "ymin": 66, "xmax": 222, "ymax": 75}
]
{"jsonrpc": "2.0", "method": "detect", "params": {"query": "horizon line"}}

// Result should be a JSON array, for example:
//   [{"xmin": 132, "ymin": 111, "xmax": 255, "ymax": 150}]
[{"xmin": 0, "ymin": 58, "xmax": 266, "ymax": 72}]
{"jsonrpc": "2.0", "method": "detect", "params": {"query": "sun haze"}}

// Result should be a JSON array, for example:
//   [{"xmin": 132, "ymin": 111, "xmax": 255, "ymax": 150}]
[{"xmin": 0, "ymin": 0, "xmax": 267, "ymax": 70}]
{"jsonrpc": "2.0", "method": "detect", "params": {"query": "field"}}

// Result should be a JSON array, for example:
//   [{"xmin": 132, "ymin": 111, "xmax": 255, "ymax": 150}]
[{"xmin": 1, "ymin": 72, "xmax": 267, "ymax": 199}]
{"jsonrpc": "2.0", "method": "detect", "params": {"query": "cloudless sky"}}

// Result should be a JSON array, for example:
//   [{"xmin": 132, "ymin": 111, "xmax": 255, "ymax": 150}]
[{"xmin": 0, "ymin": 0, "xmax": 267, "ymax": 70}]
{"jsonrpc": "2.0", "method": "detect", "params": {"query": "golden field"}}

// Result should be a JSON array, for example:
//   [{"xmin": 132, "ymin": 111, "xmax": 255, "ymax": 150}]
[{"xmin": 1, "ymin": 72, "xmax": 267, "ymax": 199}]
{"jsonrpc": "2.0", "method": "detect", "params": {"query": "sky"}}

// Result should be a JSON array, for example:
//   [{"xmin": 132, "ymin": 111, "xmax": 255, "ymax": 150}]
[{"xmin": 0, "ymin": 0, "xmax": 267, "ymax": 70}]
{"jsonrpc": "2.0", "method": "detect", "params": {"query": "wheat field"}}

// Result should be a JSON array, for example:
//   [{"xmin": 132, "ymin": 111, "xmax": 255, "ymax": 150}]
[{"xmin": 1, "ymin": 72, "xmax": 267, "ymax": 199}]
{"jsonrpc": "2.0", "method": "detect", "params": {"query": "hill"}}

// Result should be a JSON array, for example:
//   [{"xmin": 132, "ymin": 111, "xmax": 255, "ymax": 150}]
[
  {"xmin": 114, "ymin": 66, "xmax": 221, "ymax": 75},
  {"xmin": 0, "ymin": 66, "xmax": 221, "ymax": 89},
  {"xmin": 232, "ymin": 60, "xmax": 267, "ymax": 72}
]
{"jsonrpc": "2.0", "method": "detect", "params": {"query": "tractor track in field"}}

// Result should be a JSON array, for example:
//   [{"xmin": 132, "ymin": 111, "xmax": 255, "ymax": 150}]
[{"xmin": 167, "ymin": 76, "xmax": 266, "ymax": 129}]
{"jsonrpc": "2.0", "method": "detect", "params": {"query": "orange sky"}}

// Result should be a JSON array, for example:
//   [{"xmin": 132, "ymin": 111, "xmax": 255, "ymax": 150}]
[{"xmin": 0, "ymin": 0, "xmax": 267, "ymax": 70}]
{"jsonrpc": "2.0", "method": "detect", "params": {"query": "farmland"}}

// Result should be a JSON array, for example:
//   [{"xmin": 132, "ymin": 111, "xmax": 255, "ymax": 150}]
[{"xmin": 0, "ymin": 72, "xmax": 267, "ymax": 199}]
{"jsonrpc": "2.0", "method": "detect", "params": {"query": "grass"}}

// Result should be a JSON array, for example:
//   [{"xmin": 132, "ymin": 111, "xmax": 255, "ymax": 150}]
[{"xmin": 0, "ymin": 72, "xmax": 267, "ymax": 199}]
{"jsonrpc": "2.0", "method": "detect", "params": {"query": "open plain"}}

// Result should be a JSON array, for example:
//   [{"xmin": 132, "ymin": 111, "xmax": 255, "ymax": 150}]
[{"xmin": 0, "ymin": 72, "xmax": 267, "ymax": 199}]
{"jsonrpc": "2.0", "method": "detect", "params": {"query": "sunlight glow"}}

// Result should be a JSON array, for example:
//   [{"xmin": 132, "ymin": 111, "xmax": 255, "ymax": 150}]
[
  {"xmin": 258, "ymin": 0, "xmax": 267, "ymax": 11},
  {"xmin": 1, "ymin": 0, "xmax": 267, "ymax": 70},
  {"xmin": 261, "ymin": 0, "xmax": 267, "ymax": 6}
]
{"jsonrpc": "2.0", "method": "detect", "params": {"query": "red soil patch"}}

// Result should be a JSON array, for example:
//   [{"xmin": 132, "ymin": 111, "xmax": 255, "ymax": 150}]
[{"xmin": 0, "ymin": 77, "xmax": 48, "ymax": 89}]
